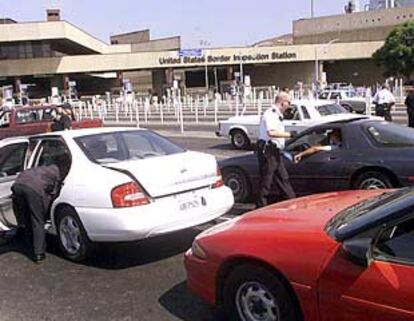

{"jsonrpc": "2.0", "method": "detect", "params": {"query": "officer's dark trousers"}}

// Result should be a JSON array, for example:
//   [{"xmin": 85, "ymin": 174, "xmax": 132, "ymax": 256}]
[
  {"xmin": 409, "ymin": 113, "xmax": 414, "ymax": 128},
  {"xmin": 12, "ymin": 184, "xmax": 46, "ymax": 256},
  {"xmin": 257, "ymin": 140, "xmax": 266, "ymax": 179},
  {"xmin": 376, "ymin": 104, "xmax": 392, "ymax": 122},
  {"xmin": 257, "ymin": 146, "xmax": 295, "ymax": 208}
]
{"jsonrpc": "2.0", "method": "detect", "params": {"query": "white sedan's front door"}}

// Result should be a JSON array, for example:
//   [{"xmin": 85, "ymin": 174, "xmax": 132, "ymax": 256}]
[
  {"xmin": 0, "ymin": 177, "xmax": 17, "ymax": 231},
  {"xmin": 0, "ymin": 141, "xmax": 30, "ymax": 232}
]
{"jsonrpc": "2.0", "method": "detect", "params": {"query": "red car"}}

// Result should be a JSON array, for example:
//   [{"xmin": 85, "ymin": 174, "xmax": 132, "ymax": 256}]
[
  {"xmin": 185, "ymin": 189, "xmax": 414, "ymax": 321},
  {"xmin": 0, "ymin": 106, "xmax": 102, "ymax": 140}
]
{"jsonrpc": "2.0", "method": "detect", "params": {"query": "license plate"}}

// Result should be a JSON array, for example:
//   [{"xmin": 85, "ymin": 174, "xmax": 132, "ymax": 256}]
[{"xmin": 177, "ymin": 193, "xmax": 201, "ymax": 211}]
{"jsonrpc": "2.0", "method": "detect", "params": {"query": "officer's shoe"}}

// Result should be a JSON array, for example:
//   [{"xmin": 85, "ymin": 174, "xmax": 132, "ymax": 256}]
[{"xmin": 34, "ymin": 254, "xmax": 46, "ymax": 264}]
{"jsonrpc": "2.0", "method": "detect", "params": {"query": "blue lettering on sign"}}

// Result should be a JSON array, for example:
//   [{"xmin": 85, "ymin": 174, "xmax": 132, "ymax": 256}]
[{"xmin": 179, "ymin": 49, "xmax": 203, "ymax": 58}]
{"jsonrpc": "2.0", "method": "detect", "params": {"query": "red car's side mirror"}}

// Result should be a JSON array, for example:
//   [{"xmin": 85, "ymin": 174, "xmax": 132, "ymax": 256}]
[{"xmin": 341, "ymin": 237, "xmax": 373, "ymax": 268}]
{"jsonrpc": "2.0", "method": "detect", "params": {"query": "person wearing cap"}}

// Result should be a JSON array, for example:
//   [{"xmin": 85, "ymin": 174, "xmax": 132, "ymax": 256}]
[
  {"xmin": 256, "ymin": 92, "xmax": 296, "ymax": 208},
  {"xmin": 405, "ymin": 87, "xmax": 414, "ymax": 128}
]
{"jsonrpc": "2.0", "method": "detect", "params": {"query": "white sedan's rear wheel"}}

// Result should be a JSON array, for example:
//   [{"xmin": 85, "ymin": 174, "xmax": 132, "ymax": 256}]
[{"xmin": 56, "ymin": 207, "xmax": 92, "ymax": 262}]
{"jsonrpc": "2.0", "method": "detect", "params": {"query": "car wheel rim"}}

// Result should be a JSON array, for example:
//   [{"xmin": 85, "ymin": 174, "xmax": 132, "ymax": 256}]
[
  {"xmin": 234, "ymin": 133, "xmax": 246, "ymax": 148},
  {"xmin": 360, "ymin": 178, "xmax": 387, "ymax": 190},
  {"xmin": 236, "ymin": 282, "xmax": 279, "ymax": 321},
  {"xmin": 59, "ymin": 216, "xmax": 81, "ymax": 255},
  {"xmin": 226, "ymin": 174, "xmax": 244, "ymax": 198}
]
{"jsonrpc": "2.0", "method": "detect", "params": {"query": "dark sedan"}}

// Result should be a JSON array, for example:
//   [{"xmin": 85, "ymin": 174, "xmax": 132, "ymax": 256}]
[{"xmin": 220, "ymin": 119, "xmax": 414, "ymax": 203}]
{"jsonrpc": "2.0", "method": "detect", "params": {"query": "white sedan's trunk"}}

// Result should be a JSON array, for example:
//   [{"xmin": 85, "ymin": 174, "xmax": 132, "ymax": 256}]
[{"xmin": 109, "ymin": 151, "xmax": 218, "ymax": 198}]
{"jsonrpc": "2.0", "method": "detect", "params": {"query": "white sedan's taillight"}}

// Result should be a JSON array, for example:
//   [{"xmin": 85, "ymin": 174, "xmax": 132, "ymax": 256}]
[
  {"xmin": 213, "ymin": 167, "xmax": 224, "ymax": 189},
  {"xmin": 111, "ymin": 182, "xmax": 150, "ymax": 208}
]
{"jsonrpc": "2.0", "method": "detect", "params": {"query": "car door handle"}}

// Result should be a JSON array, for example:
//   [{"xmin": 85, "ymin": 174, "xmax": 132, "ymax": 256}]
[{"xmin": 328, "ymin": 156, "xmax": 337, "ymax": 161}]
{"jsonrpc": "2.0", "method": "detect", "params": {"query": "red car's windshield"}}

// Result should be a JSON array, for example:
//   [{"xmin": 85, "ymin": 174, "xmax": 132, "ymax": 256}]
[{"xmin": 326, "ymin": 188, "xmax": 414, "ymax": 236}]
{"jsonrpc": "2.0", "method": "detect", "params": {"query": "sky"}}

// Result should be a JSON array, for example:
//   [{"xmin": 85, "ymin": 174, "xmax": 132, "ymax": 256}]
[{"xmin": 0, "ymin": 0, "xmax": 370, "ymax": 48}]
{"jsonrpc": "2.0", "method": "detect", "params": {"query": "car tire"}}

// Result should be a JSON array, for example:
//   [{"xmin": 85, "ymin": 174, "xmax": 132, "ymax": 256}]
[
  {"xmin": 231, "ymin": 130, "xmax": 250, "ymax": 150},
  {"xmin": 56, "ymin": 206, "xmax": 92, "ymax": 262},
  {"xmin": 222, "ymin": 168, "xmax": 250, "ymax": 203},
  {"xmin": 354, "ymin": 171, "xmax": 394, "ymax": 190},
  {"xmin": 223, "ymin": 264, "xmax": 299, "ymax": 321}
]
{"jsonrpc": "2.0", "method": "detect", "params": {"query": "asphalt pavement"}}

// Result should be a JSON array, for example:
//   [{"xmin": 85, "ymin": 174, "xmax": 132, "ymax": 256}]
[{"xmin": 0, "ymin": 134, "xmax": 254, "ymax": 321}]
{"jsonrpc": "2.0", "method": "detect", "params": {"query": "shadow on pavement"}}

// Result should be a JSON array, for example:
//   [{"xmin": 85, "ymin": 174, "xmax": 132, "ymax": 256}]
[
  {"xmin": 159, "ymin": 281, "xmax": 224, "ymax": 321},
  {"xmin": 50, "ymin": 228, "xmax": 203, "ymax": 270},
  {"xmin": 0, "ymin": 228, "xmax": 201, "ymax": 268},
  {"xmin": 0, "ymin": 231, "xmax": 40, "ymax": 261}
]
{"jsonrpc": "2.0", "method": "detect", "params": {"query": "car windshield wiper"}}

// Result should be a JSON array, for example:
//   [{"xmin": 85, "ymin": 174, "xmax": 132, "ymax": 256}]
[{"xmin": 327, "ymin": 191, "xmax": 392, "ymax": 232}]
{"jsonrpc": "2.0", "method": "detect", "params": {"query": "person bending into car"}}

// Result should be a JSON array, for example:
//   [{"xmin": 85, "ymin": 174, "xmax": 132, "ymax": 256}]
[
  {"xmin": 294, "ymin": 129, "xmax": 342, "ymax": 164},
  {"xmin": 11, "ymin": 156, "xmax": 68, "ymax": 263}
]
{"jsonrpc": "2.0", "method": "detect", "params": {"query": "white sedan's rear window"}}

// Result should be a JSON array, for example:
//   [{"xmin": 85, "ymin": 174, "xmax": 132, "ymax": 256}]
[{"xmin": 75, "ymin": 131, "xmax": 185, "ymax": 164}]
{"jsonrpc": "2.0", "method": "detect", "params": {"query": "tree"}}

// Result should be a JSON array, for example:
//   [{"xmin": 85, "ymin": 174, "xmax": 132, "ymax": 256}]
[{"xmin": 373, "ymin": 21, "xmax": 414, "ymax": 81}]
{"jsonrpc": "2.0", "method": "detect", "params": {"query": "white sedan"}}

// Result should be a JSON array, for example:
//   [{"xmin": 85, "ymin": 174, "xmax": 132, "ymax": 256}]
[
  {"xmin": 216, "ymin": 99, "xmax": 375, "ymax": 149},
  {"xmin": 0, "ymin": 128, "xmax": 234, "ymax": 261}
]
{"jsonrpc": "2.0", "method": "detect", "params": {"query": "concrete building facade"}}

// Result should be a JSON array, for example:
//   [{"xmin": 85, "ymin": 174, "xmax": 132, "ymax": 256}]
[{"xmin": 0, "ymin": 6, "xmax": 412, "ymax": 98}]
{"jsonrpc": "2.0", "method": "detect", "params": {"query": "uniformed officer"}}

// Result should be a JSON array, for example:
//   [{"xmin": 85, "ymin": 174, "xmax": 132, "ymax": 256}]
[
  {"xmin": 256, "ymin": 92, "xmax": 296, "ymax": 208},
  {"xmin": 373, "ymin": 84, "xmax": 396, "ymax": 122},
  {"xmin": 11, "ymin": 157, "xmax": 67, "ymax": 263}
]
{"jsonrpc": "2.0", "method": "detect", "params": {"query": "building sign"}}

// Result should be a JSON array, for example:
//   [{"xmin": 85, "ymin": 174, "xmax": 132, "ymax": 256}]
[
  {"xmin": 159, "ymin": 51, "xmax": 298, "ymax": 66},
  {"xmin": 179, "ymin": 49, "xmax": 203, "ymax": 57}
]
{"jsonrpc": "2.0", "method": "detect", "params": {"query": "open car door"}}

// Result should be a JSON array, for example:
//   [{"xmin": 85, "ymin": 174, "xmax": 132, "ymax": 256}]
[
  {"xmin": 0, "ymin": 178, "xmax": 17, "ymax": 232},
  {"xmin": 0, "ymin": 139, "xmax": 30, "ymax": 233}
]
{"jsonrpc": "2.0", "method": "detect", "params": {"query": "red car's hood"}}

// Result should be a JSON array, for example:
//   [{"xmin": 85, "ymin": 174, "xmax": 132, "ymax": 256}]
[{"xmin": 232, "ymin": 190, "xmax": 385, "ymax": 233}]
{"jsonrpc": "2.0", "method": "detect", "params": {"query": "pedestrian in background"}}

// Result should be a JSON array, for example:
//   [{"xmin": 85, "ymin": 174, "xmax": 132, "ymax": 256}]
[
  {"xmin": 256, "ymin": 92, "xmax": 296, "ymax": 208},
  {"xmin": 51, "ymin": 106, "xmax": 72, "ymax": 132},
  {"xmin": 373, "ymin": 84, "xmax": 396, "ymax": 122},
  {"xmin": 405, "ymin": 87, "xmax": 414, "ymax": 128}
]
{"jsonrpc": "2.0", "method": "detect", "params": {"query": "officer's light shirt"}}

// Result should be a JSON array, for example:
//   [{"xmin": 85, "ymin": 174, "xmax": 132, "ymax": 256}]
[
  {"xmin": 259, "ymin": 107, "xmax": 285, "ymax": 149},
  {"xmin": 373, "ymin": 89, "xmax": 396, "ymax": 105}
]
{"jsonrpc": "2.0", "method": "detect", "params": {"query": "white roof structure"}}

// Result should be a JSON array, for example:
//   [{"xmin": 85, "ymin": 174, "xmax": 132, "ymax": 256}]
[{"xmin": 369, "ymin": 0, "xmax": 414, "ymax": 9}]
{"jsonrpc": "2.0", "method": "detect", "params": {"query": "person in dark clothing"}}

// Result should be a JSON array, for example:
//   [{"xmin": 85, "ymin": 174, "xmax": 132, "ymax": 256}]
[
  {"xmin": 51, "ymin": 106, "xmax": 72, "ymax": 132},
  {"xmin": 11, "ymin": 161, "xmax": 66, "ymax": 263},
  {"xmin": 405, "ymin": 87, "xmax": 414, "ymax": 128}
]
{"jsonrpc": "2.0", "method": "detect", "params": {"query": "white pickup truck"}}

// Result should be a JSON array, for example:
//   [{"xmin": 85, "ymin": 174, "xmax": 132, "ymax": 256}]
[{"xmin": 216, "ymin": 99, "xmax": 375, "ymax": 149}]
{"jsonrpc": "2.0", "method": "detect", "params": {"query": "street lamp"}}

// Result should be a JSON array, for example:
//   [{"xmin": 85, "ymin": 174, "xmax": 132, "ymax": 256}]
[
  {"xmin": 314, "ymin": 38, "xmax": 340, "ymax": 87},
  {"xmin": 200, "ymin": 40, "xmax": 211, "ymax": 92},
  {"xmin": 239, "ymin": 50, "xmax": 244, "ymax": 86},
  {"xmin": 311, "ymin": 0, "xmax": 315, "ymax": 18}
]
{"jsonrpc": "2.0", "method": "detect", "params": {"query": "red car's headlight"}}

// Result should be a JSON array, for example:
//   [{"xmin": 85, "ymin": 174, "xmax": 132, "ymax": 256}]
[{"xmin": 191, "ymin": 240, "xmax": 208, "ymax": 260}]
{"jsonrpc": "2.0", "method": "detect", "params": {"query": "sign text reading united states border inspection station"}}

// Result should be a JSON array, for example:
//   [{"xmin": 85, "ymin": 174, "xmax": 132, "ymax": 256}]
[{"xmin": 159, "ymin": 51, "xmax": 297, "ymax": 65}]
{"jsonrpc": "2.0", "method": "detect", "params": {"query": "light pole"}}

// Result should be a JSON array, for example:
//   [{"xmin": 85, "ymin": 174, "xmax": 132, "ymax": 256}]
[
  {"xmin": 314, "ymin": 38, "xmax": 340, "ymax": 87},
  {"xmin": 311, "ymin": 0, "xmax": 315, "ymax": 18},
  {"xmin": 204, "ymin": 49, "xmax": 209, "ymax": 92},
  {"xmin": 200, "ymin": 40, "xmax": 211, "ymax": 93},
  {"xmin": 239, "ymin": 50, "xmax": 244, "ymax": 86}
]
